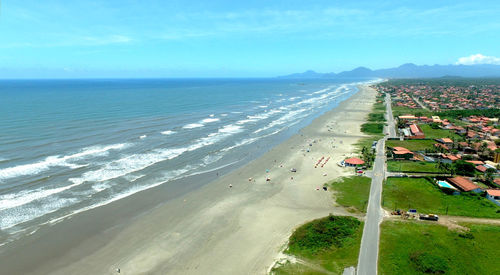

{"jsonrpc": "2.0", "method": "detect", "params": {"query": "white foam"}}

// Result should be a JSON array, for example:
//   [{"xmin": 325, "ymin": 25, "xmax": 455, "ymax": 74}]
[
  {"xmin": 201, "ymin": 118, "xmax": 220, "ymax": 123},
  {"xmin": 183, "ymin": 123, "xmax": 204, "ymax": 129},
  {"xmin": 45, "ymin": 167, "xmax": 192, "ymax": 227},
  {"xmin": 258, "ymin": 105, "xmax": 268, "ymax": 108},
  {"xmin": 91, "ymin": 182, "xmax": 111, "ymax": 192},
  {"xmin": 69, "ymin": 147, "xmax": 188, "ymax": 185},
  {"xmin": 218, "ymin": 124, "xmax": 243, "ymax": 134},
  {"xmin": 69, "ymin": 124, "xmax": 243, "ymax": 185},
  {"xmin": 236, "ymin": 118, "xmax": 257, "ymax": 125},
  {"xmin": 161, "ymin": 130, "xmax": 176, "ymax": 135},
  {"xmin": 139, "ymin": 135, "xmax": 147, "ymax": 139},
  {"xmin": 254, "ymin": 108, "xmax": 309, "ymax": 134},
  {"xmin": 0, "ymin": 143, "xmax": 131, "ymax": 181},
  {"xmin": 0, "ymin": 180, "xmax": 84, "ymax": 211},
  {"xmin": 1, "ymin": 197, "xmax": 78, "ymax": 230}
]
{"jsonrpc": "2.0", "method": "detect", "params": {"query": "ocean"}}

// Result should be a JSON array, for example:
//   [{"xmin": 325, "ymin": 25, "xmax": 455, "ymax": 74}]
[{"xmin": 0, "ymin": 78, "xmax": 373, "ymax": 245}]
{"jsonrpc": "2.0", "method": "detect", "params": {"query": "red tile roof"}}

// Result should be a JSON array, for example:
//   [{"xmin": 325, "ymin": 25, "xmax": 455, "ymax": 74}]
[
  {"xmin": 447, "ymin": 177, "xmax": 481, "ymax": 192},
  {"xmin": 486, "ymin": 189, "xmax": 500, "ymax": 197},
  {"xmin": 476, "ymin": 165, "xmax": 487, "ymax": 173},
  {"xmin": 345, "ymin": 158, "xmax": 365, "ymax": 165}
]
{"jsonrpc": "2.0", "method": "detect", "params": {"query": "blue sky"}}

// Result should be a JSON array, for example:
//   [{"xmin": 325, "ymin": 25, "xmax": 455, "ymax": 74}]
[{"xmin": 1, "ymin": 0, "xmax": 500, "ymax": 78}]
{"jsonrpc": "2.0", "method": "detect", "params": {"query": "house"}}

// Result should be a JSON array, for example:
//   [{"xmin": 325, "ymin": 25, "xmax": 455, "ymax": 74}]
[
  {"xmin": 342, "ymin": 158, "xmax": 365, "ymax": 167},
  {"xmin": 409, "ymin": 124, "xmax": 425, "ymax": 139},
  {"xmin": 486, "ymin": 189, "xmax": 500, "ymax": 206},
  {"xmin": 475, "ymin": 165, "xmax": 488, "ymax": 173},
  {"xmin": 432, "ymin": 116, "xmax": 442, "ymax": 123},
  {"xmin": 391, "ymin": 147, "xmax": 414, "ymax": 160},
  {"xmin": 446, "ymin": 176, "xmax": 482, "ymax": 193},
  {"xmin": 436, "ymin": 138, "xmax": 453, "ymax": 145},
  {"xmin": 466, "ymin": 160, "xmax": 485, "ymax": 165},
  {"xmin": 398, "ymin": 115, "xmax": 417, "ymax": 121}
]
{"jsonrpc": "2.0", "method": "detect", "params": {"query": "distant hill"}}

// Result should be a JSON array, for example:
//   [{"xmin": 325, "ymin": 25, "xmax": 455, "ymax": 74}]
[{"xmin": 278, "ymin": 63, "xmax": 500, "ymax": 79}]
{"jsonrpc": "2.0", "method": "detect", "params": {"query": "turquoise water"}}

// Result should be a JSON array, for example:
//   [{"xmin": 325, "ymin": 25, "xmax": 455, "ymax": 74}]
[
  {"xmin": 0, "ymin": 78, "xmax": 373, "ymax": 240},
  {"xmin": 437, "ymin": 180, "xmax": 456, "ymax": 189}
]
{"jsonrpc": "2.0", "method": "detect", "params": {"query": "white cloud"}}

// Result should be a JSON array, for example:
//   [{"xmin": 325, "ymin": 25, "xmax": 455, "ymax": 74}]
[{"xmin": 456, "ymin": 53, "xmax": 500, "ymax": 65}]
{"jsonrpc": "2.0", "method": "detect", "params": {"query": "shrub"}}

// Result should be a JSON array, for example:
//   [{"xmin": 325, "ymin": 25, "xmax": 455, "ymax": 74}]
[
  {"xmin": 410, "ymin": 251, "xmax": 449, "ymax": 274},
  {"xmin": 288, "ymin": 215, "xmax": 360, "ymax": 255}
]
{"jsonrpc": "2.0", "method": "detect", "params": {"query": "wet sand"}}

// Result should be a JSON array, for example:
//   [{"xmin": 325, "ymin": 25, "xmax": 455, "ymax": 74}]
[{"xmin": 0, "ymin": 85, "xmax": 376, "ymax": 275}]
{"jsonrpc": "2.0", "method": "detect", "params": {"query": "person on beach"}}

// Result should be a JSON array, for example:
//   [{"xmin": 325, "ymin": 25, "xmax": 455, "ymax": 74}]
[{"xmin": 229, "ymin": 184, "xmax": 232, "ymax": 188}]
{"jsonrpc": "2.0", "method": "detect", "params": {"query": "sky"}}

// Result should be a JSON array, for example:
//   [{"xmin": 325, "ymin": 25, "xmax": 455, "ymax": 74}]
[{"xmin": 1, "ymin": 0, "xmax": 500, "ymax": 78}]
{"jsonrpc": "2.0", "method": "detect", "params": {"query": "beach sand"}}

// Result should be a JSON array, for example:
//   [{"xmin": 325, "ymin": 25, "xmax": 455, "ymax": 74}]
[{"xmin": 1, "ymin": 85, "xmax": 376, "ymax": 275}]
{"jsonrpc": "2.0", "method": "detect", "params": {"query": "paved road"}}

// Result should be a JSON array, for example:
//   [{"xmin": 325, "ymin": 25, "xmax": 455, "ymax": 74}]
[
  {"xmin": 412, "ymin": 96, "xmax": 429, "ymax": 110},
  {"xmin": 357, "ymin": 138, "xmax": 385, "ymax": 275},
  {"xmin": 385, "ymin": 94, "xmax": 397, "ymax": 138},
  {"xmin": 357, "ymin": 93, "xmax": 393, "ymax": 275}
]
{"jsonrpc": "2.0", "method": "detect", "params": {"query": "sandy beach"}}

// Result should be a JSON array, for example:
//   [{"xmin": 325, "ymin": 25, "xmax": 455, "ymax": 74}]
[{"xmin": 1, "ymin": 85, "xmax": 376, "ymax": 275}]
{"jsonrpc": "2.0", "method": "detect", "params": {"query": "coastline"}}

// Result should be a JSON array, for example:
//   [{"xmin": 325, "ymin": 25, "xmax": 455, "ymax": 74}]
[{"xmin": 0, "ymin": 84, "xmax": 376, "ymax": 275}]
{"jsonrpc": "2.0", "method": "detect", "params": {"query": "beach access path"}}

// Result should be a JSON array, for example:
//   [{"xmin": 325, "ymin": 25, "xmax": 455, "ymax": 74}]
[{"xmin": 357, "ymin": 92, "xmax": 393, "ymax": 275}]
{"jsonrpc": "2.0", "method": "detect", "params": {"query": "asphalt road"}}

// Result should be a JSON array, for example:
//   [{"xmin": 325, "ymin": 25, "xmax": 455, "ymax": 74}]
[
  {"xmin": 357, "ymin": 93, "xmax": 393, "ymax": 275},
  {"xmin": 385, "ymin": 93, "xmax": 397, "ymax": 138},
  {"xmin": 356, "ymin": 138, "xmax": 385, "ymax": 275}
]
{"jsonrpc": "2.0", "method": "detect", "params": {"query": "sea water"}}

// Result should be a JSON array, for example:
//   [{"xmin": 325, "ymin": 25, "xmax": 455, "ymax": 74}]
[{"xmin": 0, "ymin": 78, "xmax": 374, "ymax": 243}]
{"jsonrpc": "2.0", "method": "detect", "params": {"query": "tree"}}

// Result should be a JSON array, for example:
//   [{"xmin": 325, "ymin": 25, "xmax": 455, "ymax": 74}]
[
  {"xmin": 485, "ymin": 168, "xmax": 495, "ymax": 184},
  {"xmin": 452, "ymin": 160, "xmax": 476, "ymax": 176}
]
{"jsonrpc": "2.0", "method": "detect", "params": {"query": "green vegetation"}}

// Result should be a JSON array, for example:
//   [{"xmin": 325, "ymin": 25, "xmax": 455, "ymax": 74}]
[
  {"xmin": 382, "ymin": 177, "xmax": 500, "ymax": 218},
  {"xmin": 329, "ymin": 176, "xmax": 371, "ymax": 213},
  {"xmin": 391, "ymin": 106, "xmax": 432, "ymax": 118},
  {"xmin": 387, "ymin": 161, "xmax": 446, "ymax": 173},
  {"xmin": 355, "ymin": 136, "xmax": 378, "ymax": 152},
  {"xmin": 368, "ymin": 112, "xmax": 386, "ymax": 122},
  {"xmin": 374, "ymin": 101, "xmax": 386, "ymax": 112},
  {"xmin": 271, "ymin": 215, "xmax": 363, "ymax": 275},
  {"xmin": 361, "ymin": 122, "xmax": 384, "ymax": 135},
  {"xmin": 379, "ymin": 221, "xmax": 500, "ymax": 275},
  {"xmin": 386, "ymin": 139, "xmax": 436, "ymax": 151},
  {"xmin": 437, "ymin": 108, "xmax": 500, "ymax": 119},
  {"xmin": 419, "ymin": 124, "xmax": 461, "ymax": 140},
  {"xmin": 380, "ymin": 77, "xmax": 500, "ymax": 87}
]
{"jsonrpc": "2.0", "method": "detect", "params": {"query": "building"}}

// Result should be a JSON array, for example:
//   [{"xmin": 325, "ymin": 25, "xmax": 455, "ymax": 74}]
[
  {"xmin": 343, "ymin": 158, "xmax": 365, "ymax": 167},
  {"xmin": 486, "ymin": 189, "xmax": 500, "ymax": 206},
  {"xmin": 432, "ymin": 116, "xmax": 442, "ymax": 123},
  {"xmin": 446, "ymin": 176, "xmax": 482, "ymax": 193},
  {"xmin": 391, "ymin": 147, "xmax": 414, "ymax": 160},
  {"xmin": 409, "ymin": 124, "xmax": 425, "ymax": 139},
  {"xmin": 436, "ymin": 138, "xmax": 453, "ymax": 145}
]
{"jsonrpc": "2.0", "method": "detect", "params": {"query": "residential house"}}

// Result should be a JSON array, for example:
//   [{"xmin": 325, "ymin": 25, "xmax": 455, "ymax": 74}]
[
  {"xmin": 447, "ymin": 176, "xmax": 483, "ymax": 193},
  {"xmin": 486, "ymin": 189, "xmax": 500, "ymax": 206}
]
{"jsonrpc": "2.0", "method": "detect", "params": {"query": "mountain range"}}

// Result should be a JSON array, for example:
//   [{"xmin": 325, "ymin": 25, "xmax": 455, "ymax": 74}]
[{"xmin": 278, "ymin": 63, "xmax": 500, "ymax": 79}]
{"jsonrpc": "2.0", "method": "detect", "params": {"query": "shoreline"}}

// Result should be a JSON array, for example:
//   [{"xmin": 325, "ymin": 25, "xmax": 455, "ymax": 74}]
[{"xmin": 0, "ymin": 85, "xmax": 376, "ymax": 275}]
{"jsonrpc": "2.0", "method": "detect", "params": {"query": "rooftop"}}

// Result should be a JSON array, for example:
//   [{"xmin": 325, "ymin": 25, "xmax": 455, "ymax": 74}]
[{"xmin": 447, "ymin": 177, "xmax": 481, "ymax": 192}]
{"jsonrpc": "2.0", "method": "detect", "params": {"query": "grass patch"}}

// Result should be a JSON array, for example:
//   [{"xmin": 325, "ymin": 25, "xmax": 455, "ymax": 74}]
[
  {"xmin": 272, "ymin": 215, "xmax": 363, "ymax": 275},
  {"xmin": 387, "ymin": 161, "xmax": 446, "ymax": 173},
  {"xmin": 355, "ymin": 136, "xmax": 378, "ymax": 151},
  {"xmin": 329, "ymin": 176, "xmax": 371, "ymax": 213},
  {"xmin": 386, "ymin": 139, "xmax": 436, "ymax": 151},
  {"xmin": 379, "ymin": 221, "xmax": 500, "ymax": 275},
  {"xmin": 392, "ymin": 106, "xmax": 432, "ymax": 117},
  {"xmin": 368, "ymin": 113, "xmax": 386, "ymax": 122},
  {"xmin": 374, "ymin": 102, "xmax": 386, "ymax": 112},
  {"xmin": 382, "ymin": 177, "xmax": 500, "ymax": 218},
  {"xmin": 420, "ymin": 124, "xmax": 461, "ymax": 140},
  {"xmin": 361, "ymin": 123, "xmax": 384, "ymax": 135}
]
